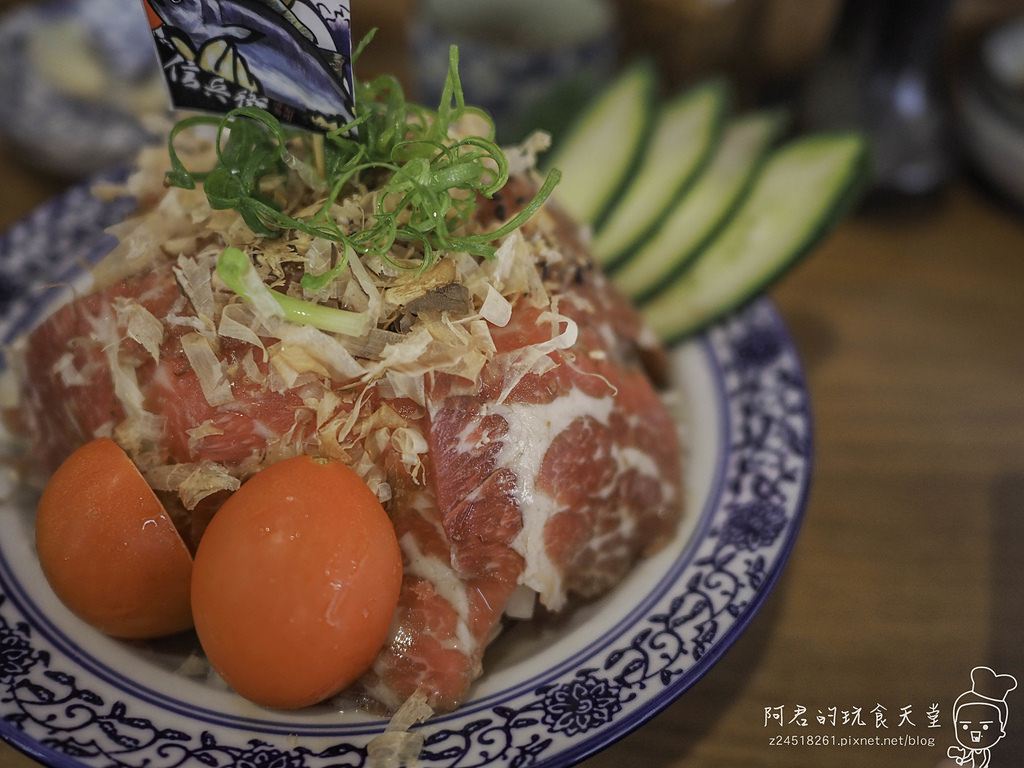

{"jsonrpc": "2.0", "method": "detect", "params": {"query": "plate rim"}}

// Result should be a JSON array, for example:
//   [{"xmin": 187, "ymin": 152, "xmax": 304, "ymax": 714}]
[{"xmin": 0, "ymin": 177, "xmax": 812, "ymax": 768}]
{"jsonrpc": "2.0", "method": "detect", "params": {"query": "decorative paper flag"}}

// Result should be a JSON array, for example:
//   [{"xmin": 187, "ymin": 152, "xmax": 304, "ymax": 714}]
[{"xmin": 141, "ymin": 0, "xmax": 355, "ymax": 132}]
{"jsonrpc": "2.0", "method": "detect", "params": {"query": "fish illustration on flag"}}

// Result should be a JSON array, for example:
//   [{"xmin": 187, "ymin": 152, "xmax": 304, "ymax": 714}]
[{"xmin": 142, "ymin": 0, "xmax": 355, "ymax": 131}]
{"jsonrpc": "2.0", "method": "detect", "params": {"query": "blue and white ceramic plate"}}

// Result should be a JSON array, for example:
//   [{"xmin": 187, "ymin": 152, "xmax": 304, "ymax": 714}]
[
  {"xmin": 0, "ymin": 179, "xmax": 812, "ymax": 768},
  {"xmin": 0, "ymin": 0, "xmax": 166, "ymax": 178}
]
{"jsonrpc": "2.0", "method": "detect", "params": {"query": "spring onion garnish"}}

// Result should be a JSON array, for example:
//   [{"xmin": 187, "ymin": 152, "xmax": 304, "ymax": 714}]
[
  {"xmin": 167, "ymin": 42, "xmax": 561, "ymax": 283},
  {"xmin": 217, "ymin": 246, "xmax": 370, "ymax": 337}
]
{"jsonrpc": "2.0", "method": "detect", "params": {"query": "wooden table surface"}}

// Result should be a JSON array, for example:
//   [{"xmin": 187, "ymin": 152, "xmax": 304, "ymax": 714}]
[{"xmin": 2, "ymin": 2, "xmax": 1023, "ymax": 766}]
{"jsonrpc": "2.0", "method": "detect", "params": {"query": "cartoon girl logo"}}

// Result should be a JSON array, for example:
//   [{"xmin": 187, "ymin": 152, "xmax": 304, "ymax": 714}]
[{"xmin": 947, "ymin": 666, "xmax": 1018, "ymax": 767}]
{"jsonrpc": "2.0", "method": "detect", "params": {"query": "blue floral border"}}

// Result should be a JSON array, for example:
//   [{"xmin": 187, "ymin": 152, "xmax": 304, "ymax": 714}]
[
  {"xmin": 0, "ymin": 172, "xmax": 133, "ymax": 367},
  {"xmin": 0, "ymin": 181, "xmax": 811, "ymax": 768}
]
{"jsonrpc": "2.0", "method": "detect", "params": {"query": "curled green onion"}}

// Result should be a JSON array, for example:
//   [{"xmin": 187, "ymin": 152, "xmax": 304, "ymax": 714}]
[{"xmin": 166, "ymin": 40, "xmax": 560, "ymax": 277}]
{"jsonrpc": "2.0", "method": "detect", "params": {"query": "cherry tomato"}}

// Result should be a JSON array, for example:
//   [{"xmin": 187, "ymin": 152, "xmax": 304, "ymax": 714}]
[
  {"xmin": 35, "ymin": 437, "xmax": 194, "ymax": 639},
  {"xmin": 190, "ymin": 455, "xmax": 402, "ymax": 709}
]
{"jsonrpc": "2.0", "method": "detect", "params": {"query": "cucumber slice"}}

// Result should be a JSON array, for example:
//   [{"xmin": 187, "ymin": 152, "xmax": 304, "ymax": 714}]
[
  {"xmin": 612, "ymin": 108, "xmax": 787, "ymax": 302},
  {"xmin": 642, "ymin": 132, "xmax": 869, "ymax": 344},
  {"xmin": 591, "ymin": 78, "xmax": 729, "ymax": 268},
  {"xmin": 545, "ymin": 61, "xmax": 657, "ymax": 227}
]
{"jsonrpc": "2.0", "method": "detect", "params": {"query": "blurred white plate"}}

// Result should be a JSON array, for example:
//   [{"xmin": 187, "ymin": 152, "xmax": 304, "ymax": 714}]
[
  {"xmin": 0, "ymin": 0, "xmax": 167, "ymax": 177},
  {"xmin": 956, "ymin": 15, "xmax": 1024, "ymax": 208}
]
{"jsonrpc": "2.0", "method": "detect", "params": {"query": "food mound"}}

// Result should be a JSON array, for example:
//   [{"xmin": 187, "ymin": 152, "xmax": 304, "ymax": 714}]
[{"xmin": 6, "ymin": 71, "xmax": 684, "ymax": 715}]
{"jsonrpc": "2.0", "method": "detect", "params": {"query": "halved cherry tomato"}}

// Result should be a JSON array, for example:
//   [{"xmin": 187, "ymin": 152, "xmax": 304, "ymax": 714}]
[
  {"xmin": 190, "ymin": 455, "xmax": 402, "ymax": 709},
  {"xmin": 35, "ymin": 437, "xmax": 194, "ymax": 639}
]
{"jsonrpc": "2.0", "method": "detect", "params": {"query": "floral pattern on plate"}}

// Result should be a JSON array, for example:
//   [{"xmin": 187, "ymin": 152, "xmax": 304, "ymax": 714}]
[{"xmin": 0, "ymin": 178, "xmax": 810, "ymax": 768}]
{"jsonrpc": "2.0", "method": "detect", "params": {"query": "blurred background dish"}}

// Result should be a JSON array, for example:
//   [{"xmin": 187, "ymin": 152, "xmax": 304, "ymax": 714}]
[
  {"xmin": 0, "ymin": 0, "xmax": 168, "ymax": 178},
  {"xmin": 410, "ymin": 0, "xmax": 618, "ymax": 144},
  {"xmin": 954, "ymin": 13, "xmax": 1024, "ymax": 209}
]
